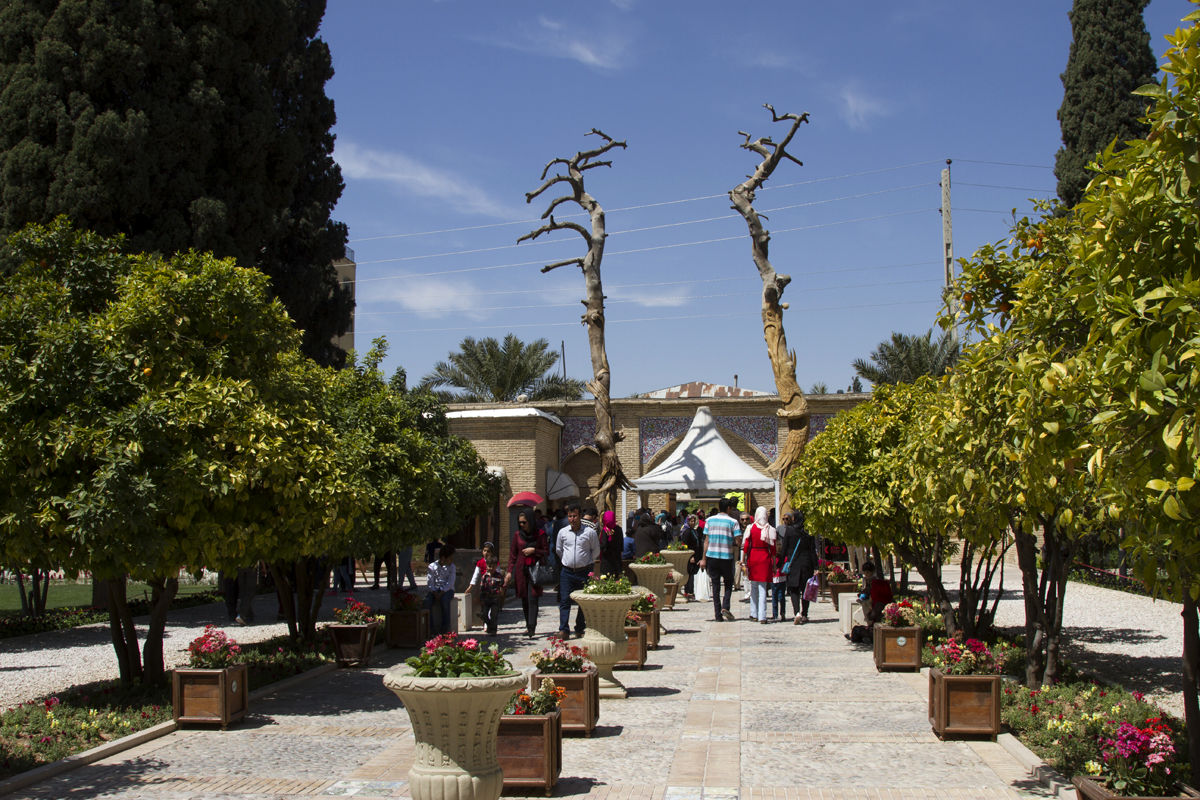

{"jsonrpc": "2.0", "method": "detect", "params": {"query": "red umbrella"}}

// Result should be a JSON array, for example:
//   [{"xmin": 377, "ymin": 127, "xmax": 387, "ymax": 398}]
[{"xmin": 507, "ymin": 491, "xmax": 544, "ymax": 508}]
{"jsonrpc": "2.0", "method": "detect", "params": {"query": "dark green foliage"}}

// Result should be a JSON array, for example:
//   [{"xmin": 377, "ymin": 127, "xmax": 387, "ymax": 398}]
[
  {"xmin": 851, "ymin": 329, "xmax": 960, "ymax": 388},
  {"xmin": 0, "ymin": 0, "xmax": 351, "ymax": 364},
  {"xmin": 1055, "ymin": 0, "xmax": 1157, "ymax": 208},
  {"xmin": 420, "ymin": 334, "xmax": 587, "ymax": 402}
]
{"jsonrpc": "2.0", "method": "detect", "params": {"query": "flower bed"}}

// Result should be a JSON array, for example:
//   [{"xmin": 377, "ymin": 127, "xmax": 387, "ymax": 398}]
[
  {"xmin": 0, "ymin": 634, "xmax": 331, "ymax": 780},
  {"xmin": 1002, "ymin": 681, "xmax": 1186, "ymax": 795}
]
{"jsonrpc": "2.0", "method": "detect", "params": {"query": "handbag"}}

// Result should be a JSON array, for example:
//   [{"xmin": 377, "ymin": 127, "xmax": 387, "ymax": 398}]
[
  {"xmin": 802, "ymin": 574, "xmax": 819, "ymax": 602},
  {"xmin": 781, "ymin": 537, "xmax": 804, "ymax": 576},
  {"xmin": 529, "ymin": 560, "xmax": 555, "ymax": 586}
]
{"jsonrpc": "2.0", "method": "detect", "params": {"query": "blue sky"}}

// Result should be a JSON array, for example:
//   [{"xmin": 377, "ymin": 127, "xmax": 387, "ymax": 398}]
[{"xmin": 320, "ymin": 1, "xmax": 1193, "ymax": 398}]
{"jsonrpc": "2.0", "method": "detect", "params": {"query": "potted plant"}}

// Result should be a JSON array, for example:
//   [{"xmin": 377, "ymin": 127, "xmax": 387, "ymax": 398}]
[
  {"xmin": 497, "ymin": 678, "xmax": 564, "ymax": 796},
  {"xmin": 529, "ymin": 636, "xmax": 599, "ymax": 736},
  {"xmin": 172, "ymin": 625, "xmax": 248, "ymax": 728},
  {"xmin": 569, "ymin": 573, "xmax": 640, "ymax": 699},
  {"xmin": 1073, "ymin": 716, "xmax": 1195, "ymax": 799},
  {"xmin": 328, "ymin": 597, "xmax": 382, "ymax": 667},
  {"xmin": 618, "ymin": 610, "xmax": 649, "ymax": 669},
  {"xmin": 662, "ymin": 574, "xmax": 681, "ymax": 609},
  {"xmin": 658, "ymin": 542, "xmax": 694, "ymax": 588},
  {"xmin": 628, "ymin": 591, "xmax": 660, "ymax": 649},
  {"xmin": 874, "ymin": 599, "xmax": 924, "ymax": 672},
  {"xmin": 927, "ymin": 637, "xmax": 1011, "ymax": 740},
  {"xmin": 821, "ymin": 561, "xmax": 856, "ymax": 610},
  {"xmin": 384, "ymin": 633, "xmax": 526, "ymax": 800},
  {"xmin": 385, "ymin": 586, "xmax": 429, "ymax": 648},
  {"xmin": 627, "ymin": 552, "xmax": 672, "ymax": 610}
]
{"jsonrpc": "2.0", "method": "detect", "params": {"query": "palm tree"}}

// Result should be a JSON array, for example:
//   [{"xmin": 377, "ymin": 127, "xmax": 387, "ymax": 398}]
[
  {"xmin": 852, "ymin": 329, "xmax": 960, "ymax": 388},
  {"xmin": 809, "ymin": 381, "xmax": 829, "ymax": 394},
  {"xmin": 420, "ymin": 334, "xmax": 586, "ymax": 402}
]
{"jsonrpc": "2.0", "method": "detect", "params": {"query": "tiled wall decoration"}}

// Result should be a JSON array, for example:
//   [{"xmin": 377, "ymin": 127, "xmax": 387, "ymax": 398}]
[
  {"xmin": 560, "ymin": 417, "xmax": 597, "ymax": 462},
  {"xmin": 639, "ymin": 415, "xmax": 778, "ymax": 466}
]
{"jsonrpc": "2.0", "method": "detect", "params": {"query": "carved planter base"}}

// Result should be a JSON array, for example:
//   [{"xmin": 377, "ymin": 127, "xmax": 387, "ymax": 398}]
[
  {"xmin": 570, "ymin": 591, "xmax": 640, "ymax": 699},
  {"xmin": 497, "ymin": 710, "xmax": 562, "ymax": 796},
  {"xmin": 927, "ymin": 668, "xmax": 1001, "ymax": 740},
  {"xmin": 531, "ymin": 668, "xmax": 598, "ymax": 736}
]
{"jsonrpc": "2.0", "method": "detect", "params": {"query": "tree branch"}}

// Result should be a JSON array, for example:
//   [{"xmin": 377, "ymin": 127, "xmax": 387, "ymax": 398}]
[{"xmin": 541, "ymin": 257, "xmax": 584, "ymax": 274}]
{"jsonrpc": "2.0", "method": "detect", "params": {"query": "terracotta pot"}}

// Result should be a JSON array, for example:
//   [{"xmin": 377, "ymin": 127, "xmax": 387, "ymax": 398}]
[
  {"xmin": 172, "ymin": 663, "xmax": 248, "ymax": 728},
  {"xmin": 628, "ymin": 563, "xmax": 673, "ymax": 610},
  {"xmin": 927, "ymin": 667, "xmax": 1001, "ymax": 739},
  {"xmin": 1072, "ymin": 776, "xmax": 1200, "ymax": 799},
  {"xmin": 873, "ymin": 626, "xmax": 922, "ymax": 672},
  {"xmin": 618, "ymin": 621, "xmax": 648, "ymax": 669},
  {"xmin": 497, "ymin": 709, "xmax": 562, "ymax": 796},
  {"xmin": 570, "ymin": 590, "xmax": 640, "ymax": 699},
  {"xmin": 328, "ymin": 621, "xmax": 379, "ymax": 667},
  {"xmin": 383, "ymin": 669, "xmax": 527, "ymax": 800},
  {"xmin": 385, "ymin": 609, "xmax": 430, "ymax": 648},
  {"xmin": 531, "ymin": 667, "xmax": 598, "ymax": 736}
]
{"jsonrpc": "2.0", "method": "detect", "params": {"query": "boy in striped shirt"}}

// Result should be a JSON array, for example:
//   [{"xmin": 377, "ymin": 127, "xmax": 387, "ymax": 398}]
[{"xmin": 698, "ymin": 497, "xmax": 739, "ymax": 621}]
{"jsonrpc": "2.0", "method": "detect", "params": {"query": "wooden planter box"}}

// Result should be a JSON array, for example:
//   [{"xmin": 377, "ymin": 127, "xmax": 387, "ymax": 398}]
[
  {"xmin": 662, "ymin": 580, "xmax": 680, "ymax": 609},
  {"xmin": 828, "ymin": 581, "xmax": 857, "ymax": 611},
  {"xmin": 328, "ymin": 621, "xmax": 379, "ymax": 667},
  {"xmin": 630, "ymin": 608, "xmax": 660, "ymax": 649},
  {"xmin": 617, "ymin": 621, "xmax": 647, "ymax": 669},
  {"xmin": 1072, "ymin": 776, "xmax": 1200, "ymax": 799},
  {"xmin": 927, "ymin": 668, "xmax": 1001, "ymax": 739},
  {"xmin": 874, "ymin": 626, "xmax": 922, "ymax": 671},
  {"xmin": 385, "ymin": 609, "xmax": 429, "ymax": 648},
  {"xmin": 172, "ymin": 663, "xmax": 248, "ymax": 728},
  {"xmin": 497, "ymin": 709, "xmax": 562, "ymax": 796},
  {"xmin": 818, "ymin": 571, "xmax": 830, "ymax": 598},
  {"xmin": 531, "ymin": 667, "xmax": 598, "ymax": 736}
]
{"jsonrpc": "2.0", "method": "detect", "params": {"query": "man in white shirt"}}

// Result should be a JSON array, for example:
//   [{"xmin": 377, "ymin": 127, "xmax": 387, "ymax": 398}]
[
  {"xmin": 424, "ymin": 544, "xmax": 457, "ymax": 635},
  {"xmin": 555, "ymin": 502, "xmax": 601, "ymax": 639}
]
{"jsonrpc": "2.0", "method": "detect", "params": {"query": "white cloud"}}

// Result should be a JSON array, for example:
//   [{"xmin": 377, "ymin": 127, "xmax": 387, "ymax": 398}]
[
  {"xmin": 837, "ymin": 83, "xmax": 891, "ymax": 131},
  {"xmin": 362, "ymin": 276, "xmax": 486, "ymax": 320},
  {"xmin": 609, "ymin": 286, "xmax": 691, "ymax": 309},
  {"xmin": 478, "ymin": 17, "xmax": 633, "ymax": 70},
  {"xmin": 335, "ymin": 141, "xmax": 518, "ymax": 219}
]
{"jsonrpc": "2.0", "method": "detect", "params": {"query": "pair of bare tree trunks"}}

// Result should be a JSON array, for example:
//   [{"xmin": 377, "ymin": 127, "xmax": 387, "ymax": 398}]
[{"xmin": 520, "ymin": 130, "xmax": 631, "ymax": 512}]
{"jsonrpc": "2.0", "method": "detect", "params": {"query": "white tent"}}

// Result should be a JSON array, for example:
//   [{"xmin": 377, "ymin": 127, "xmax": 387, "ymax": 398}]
[{"xmin": 623, "ymin": 405, "xmax": 778, "ymax": 521}]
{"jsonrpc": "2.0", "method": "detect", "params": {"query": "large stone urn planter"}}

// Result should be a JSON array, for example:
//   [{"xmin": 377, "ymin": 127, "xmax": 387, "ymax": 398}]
[
  {"xmin": 628, "ymin": 563, "xmax": 673, "ymax": 610},
  {"xmin": 873, "ymin": 626, "xmax": 922, "ymax": 671},
  {"xmin": 531, "ymin": 667, "xmax": 598, "ymax": 736},
  {"xmin": 658, "ymin": 550, "xmax": 693, "ymax": 587},
  {"xmin": 927, "ymin": 668, "xmax": 1001, "ymax": 740},
  {"xmin": 384, "ymin": 669, "xmax": 527, "ymax": 800},
  {"xmin": 569, "ymin": 590, "xmax": 640, "ymax": 699}
]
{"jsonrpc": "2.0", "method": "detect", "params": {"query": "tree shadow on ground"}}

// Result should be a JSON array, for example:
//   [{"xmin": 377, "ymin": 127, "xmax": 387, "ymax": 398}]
[
  {"xmin": 553, "ymin": 776, "xmax": 606, "ymax": 796},
  {"xmin": 625, "ymin": 685, "xmax": 681, "ymax": 697},
  {"xmin": 15, "ymin": 755, "xmax": 170, "ymax": 798}
]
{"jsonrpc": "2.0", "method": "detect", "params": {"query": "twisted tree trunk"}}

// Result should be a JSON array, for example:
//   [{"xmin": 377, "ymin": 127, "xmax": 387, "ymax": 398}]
[
  {"xmin": 729, "ymin": 106, "xmax": 811, "ymax": 483},
  {"xmin": 520, "ymin": 129, "xmax": 631, "ymax": 511}
]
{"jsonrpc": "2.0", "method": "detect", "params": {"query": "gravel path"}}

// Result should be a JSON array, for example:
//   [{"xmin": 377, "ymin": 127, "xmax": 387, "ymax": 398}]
[
  {"xmin": 939, "ymin": 564, "xmax": 1185, "ymax": 717},
  {"xmin": 0, "ymin": 585, "xmax": 397, "ymax": 710}
]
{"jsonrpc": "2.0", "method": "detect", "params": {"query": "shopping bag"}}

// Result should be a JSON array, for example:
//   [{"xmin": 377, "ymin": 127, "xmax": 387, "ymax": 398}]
[{"xmin": 802, "ymin": 574, "xmax": 819, "ymax": 602}]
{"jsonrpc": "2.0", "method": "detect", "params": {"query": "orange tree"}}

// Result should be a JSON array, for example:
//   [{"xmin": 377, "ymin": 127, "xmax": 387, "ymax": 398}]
[{"xmin": 0, "ymin": 219, "xmax": 353, "ymax": 683}]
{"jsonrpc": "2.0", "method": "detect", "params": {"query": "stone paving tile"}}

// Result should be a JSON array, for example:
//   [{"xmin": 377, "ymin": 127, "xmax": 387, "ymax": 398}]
[{"xmin": 8, "ymin": 591, "xmax": 1059, "ymax": 800}]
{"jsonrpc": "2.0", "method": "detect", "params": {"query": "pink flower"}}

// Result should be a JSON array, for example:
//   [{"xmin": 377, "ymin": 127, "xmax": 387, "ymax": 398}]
[{"xmin": 462, "ymin": 638, "xmax": 479, "ymax": 651}]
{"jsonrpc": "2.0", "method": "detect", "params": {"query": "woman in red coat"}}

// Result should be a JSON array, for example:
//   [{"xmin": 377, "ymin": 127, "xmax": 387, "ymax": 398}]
[
  {"xmin": 741, "ymin": 506, "xmax": 777, "ymax": 624},
  {"xmin": 504, "ymin": 509, "xmax": 549, "ymax": 637}
]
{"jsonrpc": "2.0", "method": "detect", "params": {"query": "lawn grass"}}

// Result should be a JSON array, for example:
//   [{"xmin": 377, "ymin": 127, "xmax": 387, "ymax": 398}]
[{"xmin": 0, "ymin": 581, "xmax": 215, "ymax": 613}]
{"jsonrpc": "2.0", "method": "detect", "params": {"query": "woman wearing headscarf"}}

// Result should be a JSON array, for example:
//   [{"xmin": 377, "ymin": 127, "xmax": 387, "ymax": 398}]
[
  {"xmin": 598, "ymin": 510, "xmax": 625, "ymax": 577},
  {"xmin": 633, "ymin": 512, "xmax": 662, "ymax": 559},
  {"xmin": 778, "ymin": 510, "xmax": 818, "ymax": 624},
  {"xmin": 680, "ymin": 513, "xmax": 703, "ymax": 599},
  {"xmin": 504, "ymin": 508, "xmax": 549, "ymax": 637},
  {"xmin": 740, "ymin": 506, "xmax": 777, "ymax": 624}
]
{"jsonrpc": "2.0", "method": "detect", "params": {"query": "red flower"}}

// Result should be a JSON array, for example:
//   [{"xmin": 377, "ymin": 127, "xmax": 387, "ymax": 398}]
[{"xmin": 1030, "ymin": 705, "xmax": 1040, "ymax": 714}]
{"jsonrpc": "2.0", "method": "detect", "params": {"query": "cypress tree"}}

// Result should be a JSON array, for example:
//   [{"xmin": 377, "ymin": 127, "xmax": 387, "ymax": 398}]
[
  {"xmin": 1055, "ymin": 0, "xmax": 1157, "ymax": 209},
  {"xmin": 0, "ymin": 0, "xmax": 351, "ymax": 365}
]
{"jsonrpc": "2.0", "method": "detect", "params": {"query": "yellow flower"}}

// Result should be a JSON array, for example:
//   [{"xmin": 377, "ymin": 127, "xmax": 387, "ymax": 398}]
[{"xmin": 1084, "ymin": 761, "xmax": 1103, "ymax": 776}]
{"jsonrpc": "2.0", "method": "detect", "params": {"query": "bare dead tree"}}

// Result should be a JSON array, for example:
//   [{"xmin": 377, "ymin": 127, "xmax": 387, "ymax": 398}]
[
  {"xmin": 519, "ymin": 129, "xmax": 631, "ymax": 511},
  {"xmin": 729, "ymin": 104, "xmax": 811, "ymax": 485}
]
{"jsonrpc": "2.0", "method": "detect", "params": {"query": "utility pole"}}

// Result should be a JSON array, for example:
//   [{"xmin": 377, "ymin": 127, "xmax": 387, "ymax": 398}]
[
  {"xmin": 940, "ymin": 159, "xmax": 953, "ymax": 288},
  {"xmin": 561, "ymin": 340, "xmax": 567, "ymax": 381}
]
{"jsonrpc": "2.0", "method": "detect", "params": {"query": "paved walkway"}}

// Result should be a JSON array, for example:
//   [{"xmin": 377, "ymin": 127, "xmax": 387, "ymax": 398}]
[{"xmin": 7, "ymin": 592, "xmax": 1059, "ymax": 800}]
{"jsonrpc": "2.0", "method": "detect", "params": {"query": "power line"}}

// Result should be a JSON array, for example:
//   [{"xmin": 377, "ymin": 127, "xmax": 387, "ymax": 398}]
[
  {"xmin": 347, "ymin": 160, "xmax": 945, "ymax": 243},
  {"xmin": 952, "ymin": 159, "xmax": 1053, "ymax": 170},
  {"xmin": 956, "ymin": 182, "xmax": 1054, "ymax": 193},
  {"xmin": 354, "ymin": 277, "xmax": 941, "ymax": 316},
  {"xmin": 355, "ymin": 298, "xmax": 938, "ymax": 336}
]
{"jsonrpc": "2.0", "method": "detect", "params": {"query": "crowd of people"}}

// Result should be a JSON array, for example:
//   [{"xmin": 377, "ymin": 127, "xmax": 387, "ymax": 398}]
[{"xmin": 218, "ymin": 498, "xmax": 889, "ymax": 642}]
